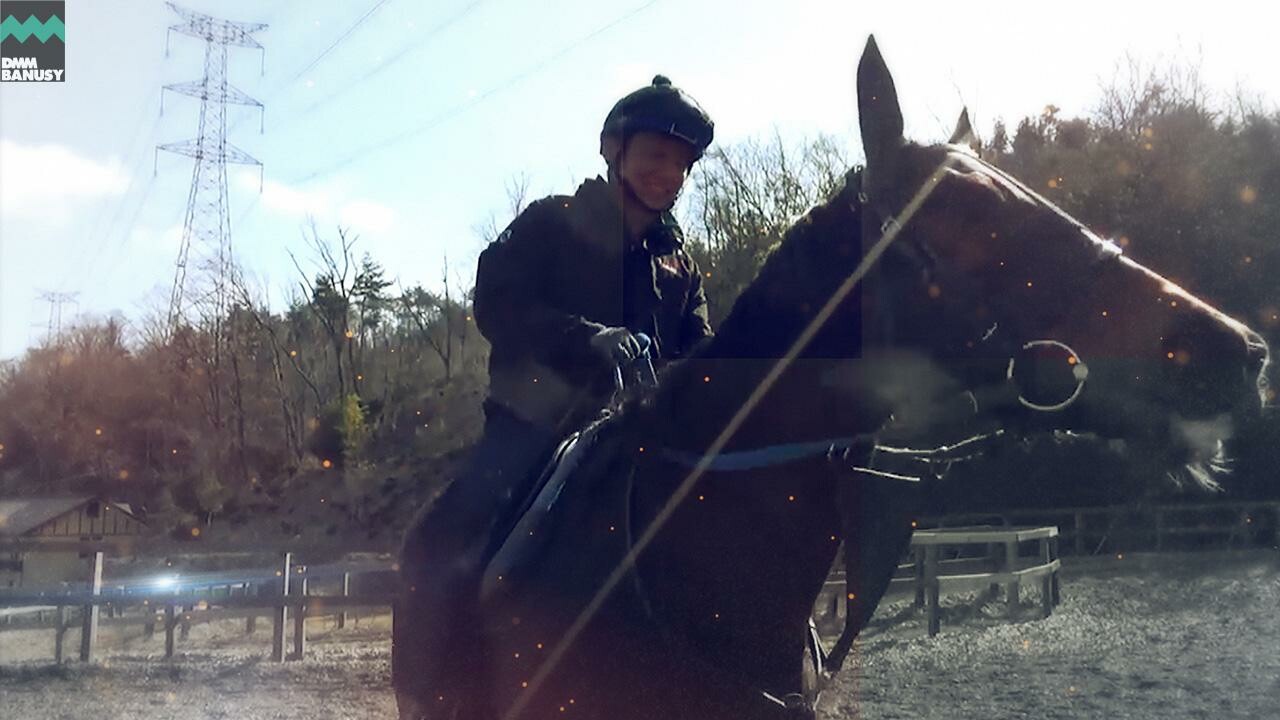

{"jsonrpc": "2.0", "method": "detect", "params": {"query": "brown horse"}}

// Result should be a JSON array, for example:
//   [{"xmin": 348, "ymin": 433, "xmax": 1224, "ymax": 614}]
[{"xmin": 395, "ymin": 36, "xmax": 1272, "ymax": 720}]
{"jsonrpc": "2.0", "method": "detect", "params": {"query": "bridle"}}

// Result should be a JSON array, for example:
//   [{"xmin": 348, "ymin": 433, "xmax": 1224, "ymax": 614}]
[
  {"xmin": 867, "ymin": 157, "xmax": 1109, "ymax": 403},
  {"xmin": 651, "ymin": 155, "xmax": 1115, "ymax": 481}
]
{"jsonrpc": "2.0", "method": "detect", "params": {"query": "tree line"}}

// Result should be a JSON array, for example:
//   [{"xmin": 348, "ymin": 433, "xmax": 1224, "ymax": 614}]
[{"xmin": 0, "ymin": 59, "xmax": 1275, "ymax": 536}]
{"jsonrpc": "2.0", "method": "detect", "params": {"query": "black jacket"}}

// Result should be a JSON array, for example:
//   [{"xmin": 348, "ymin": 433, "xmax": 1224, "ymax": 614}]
[{"xmin": 473, "ymin": 177, "xmax": 713, "ymax": 429}]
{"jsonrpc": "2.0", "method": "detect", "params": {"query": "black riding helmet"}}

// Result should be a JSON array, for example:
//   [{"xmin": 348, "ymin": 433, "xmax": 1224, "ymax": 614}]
[{"xmin": 600, "ymin": 75, "xmax": 714, "ymax": 165}]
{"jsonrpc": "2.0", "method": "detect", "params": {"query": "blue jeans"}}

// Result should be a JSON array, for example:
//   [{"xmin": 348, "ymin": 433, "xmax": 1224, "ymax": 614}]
[{"xmin": 436, "ymin": 402, "xmax": 558, "ymax": 560}]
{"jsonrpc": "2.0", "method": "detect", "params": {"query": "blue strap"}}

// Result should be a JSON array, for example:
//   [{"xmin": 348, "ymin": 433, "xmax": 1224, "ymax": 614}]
[{"xmin": 659, "ymin": 438, "xmax": 859, "ymax": 472}]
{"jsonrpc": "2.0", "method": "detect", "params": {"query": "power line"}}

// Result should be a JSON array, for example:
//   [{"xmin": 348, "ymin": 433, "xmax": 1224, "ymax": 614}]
[
  {"xmin": 67, "ymin": 113, "xmax": 163, "ymax": 298},
  {"xmin": 84, "ymin": 173, "xmax": 159, "ymax": 299},
  {"xmin": 290, "ymin": 0, "xmax": 488, "ymax": 120},
  {"xmin": 54, "ymin": 75, "xmax": 165, "ymax": 296},
  {"xmin": 226, "ymin": 0, "xmax": 415, "ymax": 137},
  {"xmin": 34, "ymin": 1, "xmax": 392, "ymax": 354},
  {"xmin": 291, "ymin": 0, "xmax": 660, "ymax": 183},
  {"xmin": 285, "ymin": 0, "xmax": 392, "ymax": 86}
]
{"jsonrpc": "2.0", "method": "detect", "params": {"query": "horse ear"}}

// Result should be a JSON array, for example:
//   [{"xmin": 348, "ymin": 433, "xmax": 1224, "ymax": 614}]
[
  {"xmin": 948, "ymin": 108, "xmax": 974, "ymax": 146},
  {"xmin": 856, "ymin": 35, "xmax": 905, "ymax": 194}
]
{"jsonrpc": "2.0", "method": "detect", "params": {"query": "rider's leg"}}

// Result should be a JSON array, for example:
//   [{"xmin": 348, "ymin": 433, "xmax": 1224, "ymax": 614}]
[{"xmin": 394, "ymin": 402, "xmax": 557, "ymax": 715}]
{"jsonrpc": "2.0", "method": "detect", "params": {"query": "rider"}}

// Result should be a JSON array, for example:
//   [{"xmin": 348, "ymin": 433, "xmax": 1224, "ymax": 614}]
[{"xmin": 395, "ymin": 75, "xmax": 716, "ymax": 717}]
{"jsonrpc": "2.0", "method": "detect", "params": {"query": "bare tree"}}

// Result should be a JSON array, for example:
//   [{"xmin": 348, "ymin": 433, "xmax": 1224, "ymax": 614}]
[
  {"xmin": 681, "ymin": 131, "xmax": 849, "ymax": 322},
  {"xmin": 229, "ymin": 265, "xmax": 312, "ymax": 462},
  {"xmin": 1095, "ymin": 51, "xmax": 1214, "ymax": 138},
  {"xmin": 397, "ymin": 259, "xmax": 473, "ymax": 384},
  {"xmin": 474, "ymin": 173, "xmax": 534, "ymax": 244},
  {"xmin": 289, "ymin": 221, "xmax": 360, "ymax": 399}
]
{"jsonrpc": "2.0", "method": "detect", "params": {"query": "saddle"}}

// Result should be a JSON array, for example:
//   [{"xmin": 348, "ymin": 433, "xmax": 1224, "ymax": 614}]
[
  {"xmin": 478, "ymin": 342, "xmax": 657, "ymax": 605},
  {"xmin": 468, "ymin": 409, "xmax": 833, "ymax": 720},
  {"xmin": 478, "ymin": 415, "xmax": 627, "ymax": 604}
]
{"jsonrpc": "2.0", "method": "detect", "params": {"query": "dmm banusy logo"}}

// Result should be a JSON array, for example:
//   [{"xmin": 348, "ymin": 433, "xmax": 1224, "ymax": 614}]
[{"xmin": 1, "ymin": 0, "xmax": 64, "ymax": 82}]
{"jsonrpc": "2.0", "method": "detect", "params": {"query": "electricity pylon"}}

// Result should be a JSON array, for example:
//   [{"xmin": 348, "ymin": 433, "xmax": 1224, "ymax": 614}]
[{"xmin": 156, "ymin": 2, "xmax": 265, "ymax": 334}]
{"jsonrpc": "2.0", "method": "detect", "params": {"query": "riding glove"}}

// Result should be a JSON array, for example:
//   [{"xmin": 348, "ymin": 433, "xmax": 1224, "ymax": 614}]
[{"xmin": 589, "ymin": 326, "xmax": 644, "ymax": 365}]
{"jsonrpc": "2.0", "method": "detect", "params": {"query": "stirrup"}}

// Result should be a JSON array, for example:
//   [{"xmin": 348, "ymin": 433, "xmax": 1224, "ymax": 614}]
[{"xmin": 780, "ymin": 692, "xmax": 817, "ymax": 720}]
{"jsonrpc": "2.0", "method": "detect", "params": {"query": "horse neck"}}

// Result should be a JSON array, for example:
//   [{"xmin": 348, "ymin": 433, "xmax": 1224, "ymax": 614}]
[
  {"xmin": 703, "ymin": 187, "xmax": 865, "ymax": 368},
  {"xmin": 651, "ymin": 176, "xmax": 870, "ymax": 451},
  {"xmin": 634, "ymin": 451, "xmax": 842, "ymax": 693},
  {"xmin": 631, "ymin": 178, "xmax": 868, "ymax": 692}
]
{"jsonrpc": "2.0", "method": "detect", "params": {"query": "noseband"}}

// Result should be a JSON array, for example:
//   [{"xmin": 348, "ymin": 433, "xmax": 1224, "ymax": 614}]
[
  {"xmin": 857, "ymin": 153, "xmax": 1124, "ymax": 423},
  {"xmin": 653, "ymin": 157, "xmax": 1114, "ymax": 482}
]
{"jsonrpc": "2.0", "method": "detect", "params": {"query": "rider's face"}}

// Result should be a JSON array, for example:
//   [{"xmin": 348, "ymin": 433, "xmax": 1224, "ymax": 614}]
[{"xmin": 618, "ymin": 132, "xmax": 696, "ymax": 211}]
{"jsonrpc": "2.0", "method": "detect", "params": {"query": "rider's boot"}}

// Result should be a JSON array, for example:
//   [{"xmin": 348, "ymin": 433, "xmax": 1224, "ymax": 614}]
[
  {"xmin": 394, "ymin": 541, "xmax": 485, "ymax": 720},
  {"xmin": 393, "ymin": 401, "xmax": 560, "ymax": 719}
]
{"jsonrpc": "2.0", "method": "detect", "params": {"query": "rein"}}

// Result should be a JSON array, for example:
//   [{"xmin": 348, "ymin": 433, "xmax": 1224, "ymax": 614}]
[{"xmin": 657, "ymin": 428, "xmax": 1007, "ymax": 480}]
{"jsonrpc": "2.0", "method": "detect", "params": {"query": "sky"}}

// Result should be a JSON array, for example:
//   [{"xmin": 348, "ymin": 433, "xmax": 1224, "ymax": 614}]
[{"xmin": 1, "ymin": 0, "xmax": 1276, "ymax": 361}]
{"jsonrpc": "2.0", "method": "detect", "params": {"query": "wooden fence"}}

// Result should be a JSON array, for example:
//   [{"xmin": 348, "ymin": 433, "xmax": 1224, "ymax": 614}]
[
  {"xmin": 4, "ymin": 500, "xmax": 1275, "ymax": 664},
  {"xmin": 819, "ymin": 525, "xmax": 1061, "ymax": 637},
  {"xmin": 918, "ymin": 500, "xmax": 1280, "ymax": 555},
  {"xmin": 0, "ymin": 552, "xmax": 396, "ymax": 664}
]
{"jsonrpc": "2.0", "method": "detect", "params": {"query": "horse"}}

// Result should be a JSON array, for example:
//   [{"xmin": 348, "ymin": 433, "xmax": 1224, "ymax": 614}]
[{"xmin": 395, "ymin": 36, "xmax": 1273, "ymax": 720}]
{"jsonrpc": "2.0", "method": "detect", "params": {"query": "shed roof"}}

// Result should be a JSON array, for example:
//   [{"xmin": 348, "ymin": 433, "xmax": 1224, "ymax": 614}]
[{"xmin": 0, "ymin": 497, "xmax": 140, "ymax": 537}]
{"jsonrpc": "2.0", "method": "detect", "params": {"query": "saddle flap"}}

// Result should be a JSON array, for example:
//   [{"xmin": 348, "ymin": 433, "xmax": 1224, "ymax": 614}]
[{"xmin": 478, "ymin": 427, "xmax": 598, "ymax": 602}]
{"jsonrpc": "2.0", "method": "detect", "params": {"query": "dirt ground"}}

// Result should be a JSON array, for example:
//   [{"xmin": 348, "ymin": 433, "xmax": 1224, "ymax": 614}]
[
  {"xmin": 0, "ymin": 613, "xmax": 397, "ymax": 720},
  {"xmin": 1, "ymin": 549, "xmax": 1277, "ymax": 719}
]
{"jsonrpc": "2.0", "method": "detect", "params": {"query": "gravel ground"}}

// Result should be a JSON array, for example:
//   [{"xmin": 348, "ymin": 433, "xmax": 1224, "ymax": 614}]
[
  {"xmin": 821, "ymin": 549, "xmax": 1280, "ymax": 720},
  {"xmin": 2, "ymin": 550, "xmax": 1276, "ymax": 719}
]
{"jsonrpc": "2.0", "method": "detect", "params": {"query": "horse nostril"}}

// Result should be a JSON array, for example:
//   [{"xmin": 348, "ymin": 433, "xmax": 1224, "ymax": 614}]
[
  {"xmin": 1240, "ymin": 329, "xmax": 1274, "ymax": 410},
  {"xmin": 1244, "ymin": 330, "xmax": 1268, "ymax": 374},
  {"xmin": 1159, "ymin": 319, "xmax": 1272, "ymax": 418}
]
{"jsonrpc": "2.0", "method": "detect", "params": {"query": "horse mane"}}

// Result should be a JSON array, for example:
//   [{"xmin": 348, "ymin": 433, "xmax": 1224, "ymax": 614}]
[
  {"xmin": 612, "ymin": 169, "xmax": 865, "ymax": 429},
  {"xmin": 709, "ymin": 170, "xmax": 863, "ymax": 359}
]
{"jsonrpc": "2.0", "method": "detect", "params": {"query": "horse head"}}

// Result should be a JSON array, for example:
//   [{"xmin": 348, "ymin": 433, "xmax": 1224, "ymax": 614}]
[{"xmin": 847, "ymin": 35, "xmax": 1272, "ymax": 489}]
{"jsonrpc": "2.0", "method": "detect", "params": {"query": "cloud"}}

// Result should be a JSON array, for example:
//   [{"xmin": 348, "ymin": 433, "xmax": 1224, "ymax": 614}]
[
  {"xmin": 258, "ymin": 177, "xmax": 323, "ymax": 216},
  {"xmin": 339, "ymin": 199, "xmax": 395, "ymax": 234},
  {"xmin": 242, "ymin": 175, "xmax": 396, "ymax": 234},
  {"xmin": 127, "ymin": 223, "xmax": 184, "ymax": 254},
  {"xmin": 0, "ymin": 140, "xmax": 130, "ymax": 219}
]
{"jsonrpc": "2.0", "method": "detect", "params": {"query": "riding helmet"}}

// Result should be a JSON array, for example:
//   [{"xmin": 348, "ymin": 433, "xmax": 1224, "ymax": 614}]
[{"xmin": 600, "ymin": 75, "xmax": 715, "ymax": 162}]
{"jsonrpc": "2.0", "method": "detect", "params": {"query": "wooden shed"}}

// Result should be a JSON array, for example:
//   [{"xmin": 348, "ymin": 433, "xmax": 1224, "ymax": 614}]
[{"xmin": 0, "ymin": 496, "xmax": 145, "ymax": 589}]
